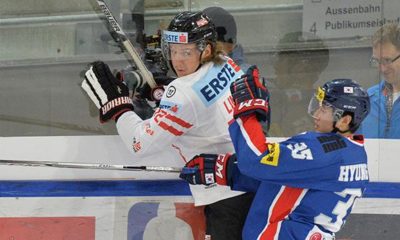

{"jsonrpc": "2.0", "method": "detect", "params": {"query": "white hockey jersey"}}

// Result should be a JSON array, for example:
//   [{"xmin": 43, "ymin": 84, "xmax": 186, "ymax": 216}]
[{"xmin": 116, "ymin": 57, "xmax": 245, "ymax": 205}]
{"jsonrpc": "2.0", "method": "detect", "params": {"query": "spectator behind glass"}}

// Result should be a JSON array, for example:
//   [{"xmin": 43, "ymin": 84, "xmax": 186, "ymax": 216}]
[
  {"xmin": 203, "ymin": 6, "xmax": 251, "ymax": 72},
  {"xmin": 269, "ymin": 32, "xmax": 330, "ymax": 137},
  {"xmin": 358, "ymin": 23, "xmax": 400, "ymax": 138}
]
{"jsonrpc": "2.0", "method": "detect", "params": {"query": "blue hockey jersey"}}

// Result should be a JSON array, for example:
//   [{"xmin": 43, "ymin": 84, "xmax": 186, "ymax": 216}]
[{"xmin": 228, "ymin": 115, "xmax": 369, "ymax": 240}]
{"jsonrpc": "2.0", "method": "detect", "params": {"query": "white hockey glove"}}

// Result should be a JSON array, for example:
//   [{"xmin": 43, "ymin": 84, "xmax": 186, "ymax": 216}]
[{"xmin": 81, "ymin": 61, "xmax": 134, "ymax": 123}]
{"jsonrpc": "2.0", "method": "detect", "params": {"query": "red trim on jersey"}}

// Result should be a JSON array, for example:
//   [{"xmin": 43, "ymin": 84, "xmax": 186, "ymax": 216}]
[
  {"xmin": 158, "ymin": 121, "xmax": 184, "ymax": 136},
  {"xmin": 172, "ymin": 144, "xmax": 188, "ymax": 163},
  {"xmin": 241, "ymin": 115, "xmax": 268, "ymax": 153},
  {"xmin": 350, "ymin": 134, "xmax": 365, "ymax": 144},
  {"xmin": 259, "ymin": 187, "xmax": 304, "ymax": 239},
  {"xmin": 227, "ymin": 58, "xmax": 241, "ymax": 72},
  {"xmin": 165, "ymin": 113, "xmax": 193, "ymax": 128},
  {"xmin": 153, "ymin": 108, "xmax": 193, "ymax": 136}
]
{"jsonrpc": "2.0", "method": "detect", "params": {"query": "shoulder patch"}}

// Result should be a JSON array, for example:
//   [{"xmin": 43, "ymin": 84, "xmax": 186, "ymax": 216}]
[
  {"xmin": 159, "ymin": 100, "xmax": 181, "ymax": 113},
  {"xmin": 260, "ymin": 143, "xmax": 280, "ymax": 166},
  {"xmin": 166, "ymin": 86, "xmax": 176, "ymax": 98},
  {"xmin": 317, "ymin": 135, "xmax": 347, "ymax": 153}
]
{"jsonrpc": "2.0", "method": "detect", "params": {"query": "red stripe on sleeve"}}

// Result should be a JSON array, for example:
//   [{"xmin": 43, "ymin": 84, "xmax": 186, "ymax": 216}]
[
  {"xmin": 241, "ymin": 115, "xmax": 268, "ymax": 153},
  {"xmin": 165, "ymin": 114, "xmax": 193, "ymax": 128},
  {"xmin": 158, "ymin": 121, "xmax": 184, "ymax": 136},
  {"xmin": 259, "ymin": 187, "xmax": 305, "ymax": 240}
]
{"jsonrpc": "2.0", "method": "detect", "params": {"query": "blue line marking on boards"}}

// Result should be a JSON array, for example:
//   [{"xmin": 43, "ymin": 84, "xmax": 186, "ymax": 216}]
[{"xmin": 0, "ymin": 180, "xmax": 399, "ymax": 198}]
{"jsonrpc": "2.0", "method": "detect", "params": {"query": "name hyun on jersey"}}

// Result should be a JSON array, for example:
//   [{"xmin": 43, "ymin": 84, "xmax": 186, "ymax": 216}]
[{"xmin": 338, "ymin": 163, "xmax": 369, "ymax": 182}]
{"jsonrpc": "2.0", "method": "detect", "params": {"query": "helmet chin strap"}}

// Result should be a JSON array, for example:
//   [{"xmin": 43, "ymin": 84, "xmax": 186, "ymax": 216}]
[
  {"xmin": 331, "ymin": 121, "xmax": 351, "ymax": 134},
  {"xmin": 331, "ymin": 121, "xmax": 340, "ymax": 133},
  {"xmin": 196, "ymin": 41, "xmax": 212, "ymax": 71},
  {"xmin": 195, "ymin": 49, "xmax": 206, "ymax": 71},
  {"xmin": 331, "ymin": 110, "xmax": 345, "ymax": 133}
]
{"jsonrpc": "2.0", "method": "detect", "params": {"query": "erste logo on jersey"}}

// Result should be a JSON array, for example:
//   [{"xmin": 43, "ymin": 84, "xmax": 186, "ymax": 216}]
[
  {"xmin": 260, "ymin": 143, "xmax": 280, "ymax": 166},
  {"xmin": 193, "ymin": 58, "xmax": 242, "ymax": 107},
  {"xmin": 287, "ymin": 142, "xmax": 314, "ymax": 160}
]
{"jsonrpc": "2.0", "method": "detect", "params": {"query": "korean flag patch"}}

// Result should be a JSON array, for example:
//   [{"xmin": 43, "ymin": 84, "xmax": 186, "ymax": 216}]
[
  {"xmin": 205, "ymin": 173, "xmax": 215, "ymax": 184},
  {"xmin": 344, "ymin": 86, "xmax": 354, "ymax": 93}
]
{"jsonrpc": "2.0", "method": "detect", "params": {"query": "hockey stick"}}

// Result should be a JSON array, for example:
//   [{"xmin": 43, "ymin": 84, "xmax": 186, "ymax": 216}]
[
  {"xmin": 0, "ymin": 159, "xmax": 183, "ymax": 173},
  {"xmin": 95, "ymin": 0, "xmax": 157, "ymax": 88}
]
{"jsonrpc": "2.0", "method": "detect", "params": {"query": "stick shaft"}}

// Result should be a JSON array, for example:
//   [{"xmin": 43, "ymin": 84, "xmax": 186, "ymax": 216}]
[
  {"xmin": 96, "ymin": 0, "xmax": 157, "ymax": 88},
  {"xmin": 0, "ymin": 159, "xmax": 182, "ymax": 173}
]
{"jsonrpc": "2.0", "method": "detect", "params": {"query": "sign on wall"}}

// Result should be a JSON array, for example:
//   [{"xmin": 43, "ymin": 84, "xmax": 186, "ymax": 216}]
[{"xmin": 303, "ymin": 0, "xmax": 400, "ymax": 39}]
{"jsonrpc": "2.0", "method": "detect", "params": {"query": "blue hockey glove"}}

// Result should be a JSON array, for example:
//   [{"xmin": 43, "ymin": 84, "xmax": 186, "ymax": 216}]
[
  {"xmin": 81, "ymin": 61, "xmax": 134, "ymax": 123},
  {"xmin": 180, "ymin": 153, "xmax": 235, "ymax": 186},
  {"xmin": 230, "ymin": 65, "xmax": 270, "ymax": 122}
]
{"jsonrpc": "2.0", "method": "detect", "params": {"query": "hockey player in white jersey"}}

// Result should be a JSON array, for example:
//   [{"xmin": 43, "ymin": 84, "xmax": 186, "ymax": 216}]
[{"xmin": 81, "ymin": 11, "xmax": 255, "ymax": 240}]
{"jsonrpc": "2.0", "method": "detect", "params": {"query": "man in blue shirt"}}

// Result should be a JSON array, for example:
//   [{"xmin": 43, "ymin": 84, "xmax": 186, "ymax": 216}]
[
  {"xmin": 358, "ymin": 23, "xmax": 400, "ymax": 138},
  {"xmin": 180, "ymin": 66, "xmax": 371, "ymax": 239}
]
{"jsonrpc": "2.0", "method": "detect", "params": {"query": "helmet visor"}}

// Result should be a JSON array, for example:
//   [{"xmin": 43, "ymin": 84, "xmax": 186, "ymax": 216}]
[
  {"xmin": 162, "ymin": 30, "xmax": 207, "ymax": 61},
  {"xmin": 168, "ymin": 44, "xmax": 201, "ymax": 61},
  {"xmin": 308, "ymin": 88, "xmax": 344, "ymax": 122}
]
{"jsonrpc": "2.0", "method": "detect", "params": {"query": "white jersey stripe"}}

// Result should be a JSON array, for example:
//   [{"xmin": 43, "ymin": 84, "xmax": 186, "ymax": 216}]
[{"xmin": 237, "ymin": 118, "xmax": 263, "ymax": 156}]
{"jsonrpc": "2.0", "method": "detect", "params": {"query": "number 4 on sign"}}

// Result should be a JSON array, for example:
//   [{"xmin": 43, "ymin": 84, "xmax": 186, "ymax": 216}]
[{"xmin": 310, "ymin": 22, "xmax": 317, "ymax": 34}]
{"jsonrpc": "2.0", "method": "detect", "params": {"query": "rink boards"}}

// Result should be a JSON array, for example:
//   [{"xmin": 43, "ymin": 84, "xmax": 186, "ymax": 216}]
[
  {"xmin": 0, "ymin": 181, "xmax": 204, "ymax": 240},
  {"xmin": 1, "ymin": 136, "xmax": 400, "ymax": 239}
]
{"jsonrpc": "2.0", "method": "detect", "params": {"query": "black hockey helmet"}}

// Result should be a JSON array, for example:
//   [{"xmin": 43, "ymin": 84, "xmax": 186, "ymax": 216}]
[
  {"xmin": 166, "ymin": 11, "xmax": 216, "ymax": 43},
  {"xmin": 162, "ymin": 11, "xmax": 216, "ymax": 60},
  {"xmin": 308, "ymin": 79, "xmax": 370, "ymax": 132}
]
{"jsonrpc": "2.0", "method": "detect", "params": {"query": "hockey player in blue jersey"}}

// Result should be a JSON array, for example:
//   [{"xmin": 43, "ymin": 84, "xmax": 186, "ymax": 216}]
[{"xmin": 180, "ymin": 66, "xmax": 370, "ymax": 239}]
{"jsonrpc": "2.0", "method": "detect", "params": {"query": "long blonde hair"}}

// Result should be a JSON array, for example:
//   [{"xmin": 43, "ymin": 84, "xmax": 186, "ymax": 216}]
[{"xmin": 201, "ymin": 41, "xmax": 226, "ymax": 65}]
